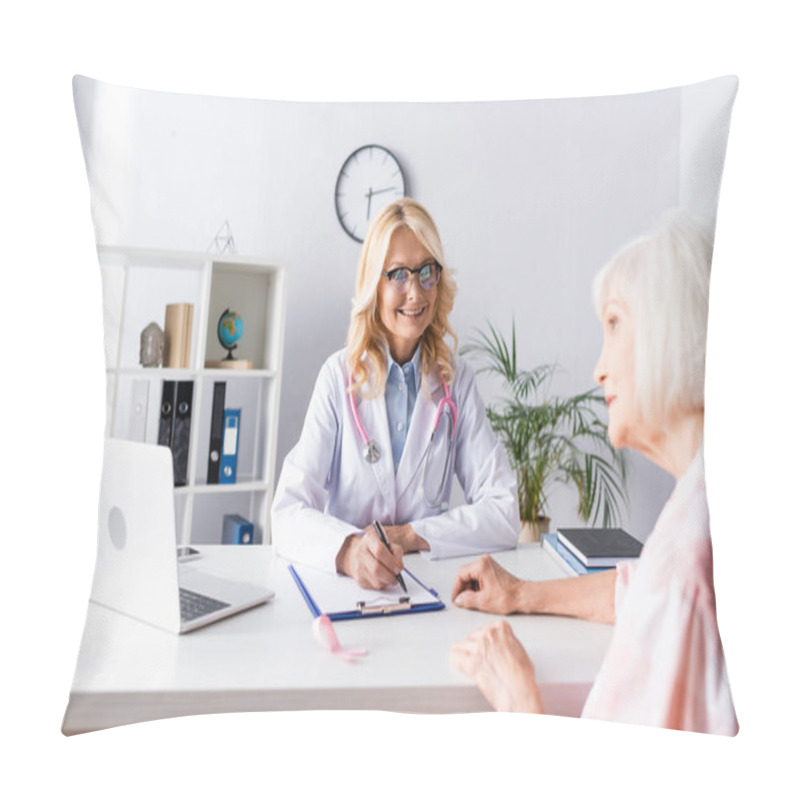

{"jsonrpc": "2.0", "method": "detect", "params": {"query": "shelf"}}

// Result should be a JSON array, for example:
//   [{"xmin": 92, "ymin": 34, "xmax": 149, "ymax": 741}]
[
  {"xmin": 98, "ymin": 245, "xmax": 286, "ymax": 547},
  {"xmin": 202, "ymin": 368, "xmax": 276, "ymax": 379},
  {"xmin": 108, "ymin": 367, "xmax": 276, "ymax": 380},
  {"xmin": 176, "ymin": 480, "xmax": 270, "ymax": 495}
]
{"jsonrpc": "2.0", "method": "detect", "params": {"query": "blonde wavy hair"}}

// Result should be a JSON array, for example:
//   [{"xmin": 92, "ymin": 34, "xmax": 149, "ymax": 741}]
[{"xmin": 346, "ymin": 198, "xmax": 458, "ymax": 398}]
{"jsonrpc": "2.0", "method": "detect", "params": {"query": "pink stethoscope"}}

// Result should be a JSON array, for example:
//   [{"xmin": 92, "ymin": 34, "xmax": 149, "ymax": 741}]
[{"xmin": 347, "ymin": 372, "xmax": 458, "ymax": 507}]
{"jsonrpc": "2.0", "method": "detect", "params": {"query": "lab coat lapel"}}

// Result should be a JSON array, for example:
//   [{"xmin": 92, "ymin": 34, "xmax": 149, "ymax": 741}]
[
  {"xmin": 395, "ymin": 369, "xmax": 441, "ymax": 501},
  {"xmin": 356, "ymin": 390, "xmax": 396, "ymax": 511}
]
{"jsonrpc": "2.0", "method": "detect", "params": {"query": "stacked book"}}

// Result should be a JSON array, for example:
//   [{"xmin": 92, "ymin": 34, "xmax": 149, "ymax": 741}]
[{"xmin": 542, "ymin": 527, "xmax": 643, "ymax": 576}]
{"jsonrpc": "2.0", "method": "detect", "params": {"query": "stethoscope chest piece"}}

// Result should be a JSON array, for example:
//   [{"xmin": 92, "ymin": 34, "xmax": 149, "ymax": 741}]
[
  {"xmin": 363, "ymin": 441, "xmax": 381, "ymax": 464},
  {"xmin": 348, "ymin": 370, "xmax": 456, "ymax": 484}
]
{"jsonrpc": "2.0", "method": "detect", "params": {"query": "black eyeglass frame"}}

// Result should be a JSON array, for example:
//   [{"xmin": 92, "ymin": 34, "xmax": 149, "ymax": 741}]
[{"xmin": 381, "ymin": 261, "xmax": 443, "ymax": 291}]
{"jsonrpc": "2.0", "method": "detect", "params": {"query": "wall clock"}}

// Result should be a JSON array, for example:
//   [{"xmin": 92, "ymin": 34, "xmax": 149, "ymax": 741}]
[{"xmin": 335, "ymin": 144, "xmax": 406, "ymax": 243}]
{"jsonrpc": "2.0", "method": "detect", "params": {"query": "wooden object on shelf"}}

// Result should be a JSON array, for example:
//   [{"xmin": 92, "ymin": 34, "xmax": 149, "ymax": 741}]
[{"xmin": 163, "ymin": 302, "xmax": 194, "ymax": 368}]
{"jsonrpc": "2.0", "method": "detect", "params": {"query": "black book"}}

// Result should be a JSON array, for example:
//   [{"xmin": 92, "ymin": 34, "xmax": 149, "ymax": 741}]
[
  {"xmin": 207, "ymin": 381, "xmax": 226, "ymax": 484},
  {"xmin": 556, "ymin": 527, "xmax": 642, "ymax": 567}
]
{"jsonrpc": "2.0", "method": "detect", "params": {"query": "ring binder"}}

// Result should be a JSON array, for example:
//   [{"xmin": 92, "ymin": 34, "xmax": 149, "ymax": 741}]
[
  {"xmin": 220, "ymin": 408, "xmax": 240, "ymax": 484},
  {"xmin": 156, "ymin": 379, "xmax": 194, "ymax": 486},
  {"xmin": 207, "ymin": 381, "xmax": 226, "ymax": 484}
]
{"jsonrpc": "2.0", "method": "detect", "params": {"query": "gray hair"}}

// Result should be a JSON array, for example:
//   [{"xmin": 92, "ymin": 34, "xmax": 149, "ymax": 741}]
[{"xmin": 592, "ymin": 210, "xmax": 713, "ymax": 426}]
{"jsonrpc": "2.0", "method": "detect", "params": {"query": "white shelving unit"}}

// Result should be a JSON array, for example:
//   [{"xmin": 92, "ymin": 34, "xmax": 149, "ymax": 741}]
[{"xmin": 98, "ymin": 245, "xmax": 287, "ymax": 546}]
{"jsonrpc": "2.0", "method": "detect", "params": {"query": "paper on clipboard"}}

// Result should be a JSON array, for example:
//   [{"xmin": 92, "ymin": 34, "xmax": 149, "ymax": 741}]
[{"xmin": 288, "ymin": 563, "xmax": 444, "ymax": 619}]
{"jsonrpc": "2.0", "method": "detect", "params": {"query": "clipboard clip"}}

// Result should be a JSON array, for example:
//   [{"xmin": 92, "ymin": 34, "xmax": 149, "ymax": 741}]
[{"xmin": 356, "ymin": 596, "xmax": 411, "ymax": 615}]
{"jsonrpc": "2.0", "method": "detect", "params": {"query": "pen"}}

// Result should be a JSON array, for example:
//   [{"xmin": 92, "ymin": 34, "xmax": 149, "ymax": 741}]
[{"xmin": 373, "ymin": 521, "xmax": 408, "ymax": 593}]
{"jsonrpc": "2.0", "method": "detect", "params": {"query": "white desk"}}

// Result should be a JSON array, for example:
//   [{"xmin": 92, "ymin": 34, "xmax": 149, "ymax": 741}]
[{"xmin": 62, "ymin": 544, "xmax": 613, "ymax": 734}]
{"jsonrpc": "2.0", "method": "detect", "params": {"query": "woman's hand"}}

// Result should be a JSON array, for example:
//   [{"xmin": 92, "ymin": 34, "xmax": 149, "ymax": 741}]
[
  {"xmin": 450, "ymin": 620, "xmax": 543, "ymax": 713},
  {"xmin": 335, "ymin": 527, "xmax": 405, "ymax": 590},
  {"xmin": 451, "ymin": 555, "xmax": 523, "ymax": 614}
]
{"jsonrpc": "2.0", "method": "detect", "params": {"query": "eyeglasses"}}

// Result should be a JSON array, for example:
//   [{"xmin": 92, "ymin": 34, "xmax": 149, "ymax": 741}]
[{"xmin": 382, "ymin": 261, "xmax": 442, "ymax": 293}]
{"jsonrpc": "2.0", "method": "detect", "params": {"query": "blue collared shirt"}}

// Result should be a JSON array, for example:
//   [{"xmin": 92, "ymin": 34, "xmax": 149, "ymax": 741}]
[{"xmin": 385, "ymin": 346, "xmax": 421, "ymax": 473}]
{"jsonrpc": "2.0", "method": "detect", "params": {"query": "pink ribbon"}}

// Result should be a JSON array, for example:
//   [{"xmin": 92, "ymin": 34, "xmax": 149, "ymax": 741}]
[{"xmin": 312, "ymin": 615, "xmax": 368, "ymax": 663}]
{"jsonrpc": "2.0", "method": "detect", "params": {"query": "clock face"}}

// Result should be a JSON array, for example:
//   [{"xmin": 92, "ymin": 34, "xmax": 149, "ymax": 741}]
[{"xmin": 335, "ymin": 145, "xmax": 406, "ymax": 243}]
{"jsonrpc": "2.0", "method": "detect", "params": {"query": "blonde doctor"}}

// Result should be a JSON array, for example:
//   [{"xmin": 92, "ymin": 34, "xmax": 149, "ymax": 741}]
[{"xmin": 272, "ymin": 198, "xmax": 519, "ymax": 589}]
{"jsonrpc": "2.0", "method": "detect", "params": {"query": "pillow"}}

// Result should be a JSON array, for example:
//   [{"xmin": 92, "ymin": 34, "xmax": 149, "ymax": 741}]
[{"xmin": 64, "ymin": 75, "xmax": 737, "ymax": 735}]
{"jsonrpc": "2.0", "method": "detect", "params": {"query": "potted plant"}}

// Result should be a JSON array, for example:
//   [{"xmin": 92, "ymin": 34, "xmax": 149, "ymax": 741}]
[{"xmin": 463, "ymin": 321, "xmax": 627, "ymax": 542}]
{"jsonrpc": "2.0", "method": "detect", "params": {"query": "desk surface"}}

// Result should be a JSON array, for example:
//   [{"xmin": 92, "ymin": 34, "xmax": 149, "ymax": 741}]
[{"xmin": 62, "ymin": 544, "xmax": 613, "ymax": 734}]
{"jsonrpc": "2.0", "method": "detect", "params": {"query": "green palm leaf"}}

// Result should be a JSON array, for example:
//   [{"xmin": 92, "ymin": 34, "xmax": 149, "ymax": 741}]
[{"xmin": 462, "ymin": 320, "xmax": 628, "ymax": 526}]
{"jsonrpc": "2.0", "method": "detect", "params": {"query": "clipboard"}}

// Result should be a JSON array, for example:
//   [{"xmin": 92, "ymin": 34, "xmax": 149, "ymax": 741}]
[{"xmin": 288, "ymin": 563, "xmax": 445, "ymax": 620}]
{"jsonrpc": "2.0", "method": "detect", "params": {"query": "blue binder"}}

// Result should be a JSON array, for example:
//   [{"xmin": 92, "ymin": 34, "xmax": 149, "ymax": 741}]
[
  {"xmin": 288, "ymin": 563, "xmax": 444, "ymax": 621},
  {"xmin": 219, "ymin": 408, "xmax": 240, "ymax": 484}
]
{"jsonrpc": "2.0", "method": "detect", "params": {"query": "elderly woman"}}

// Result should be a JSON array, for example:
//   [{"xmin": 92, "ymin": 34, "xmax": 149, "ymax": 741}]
[
  {"xmin": 450, "ymin": 211, "xmax": 738, "ymax": 734},
  {"xmin": 272, "ymin": 198, "xmax": 519, "ymax": 589}
]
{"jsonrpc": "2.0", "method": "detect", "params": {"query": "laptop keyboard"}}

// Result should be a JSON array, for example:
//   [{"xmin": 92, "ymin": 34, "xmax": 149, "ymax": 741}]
[{"xmin": 179, "ymin": 587, "xmax": 230, "ymax": 622}]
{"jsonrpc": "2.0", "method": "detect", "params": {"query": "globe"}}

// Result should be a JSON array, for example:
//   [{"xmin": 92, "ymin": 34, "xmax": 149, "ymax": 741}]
[{"xmin": 217, "ymin": 308, "xmax": 244, "ymax": 358}]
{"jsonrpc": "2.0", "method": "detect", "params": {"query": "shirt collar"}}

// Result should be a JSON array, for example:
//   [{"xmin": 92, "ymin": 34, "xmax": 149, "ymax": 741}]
[{"xmin": 384, "ymin": 342, "xmax": 422, "ymax": 392}]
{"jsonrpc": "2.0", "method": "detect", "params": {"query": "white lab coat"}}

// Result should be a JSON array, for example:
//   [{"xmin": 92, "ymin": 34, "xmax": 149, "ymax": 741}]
[{"xmin": 272, "ymin": 348, "xmax": 520, "ymax": 572}]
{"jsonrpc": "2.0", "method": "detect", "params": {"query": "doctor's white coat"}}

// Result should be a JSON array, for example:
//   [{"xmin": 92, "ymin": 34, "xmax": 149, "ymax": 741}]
[{"xmin": 271, "ymin": 349, "xmax": 520, "ymax": 572}]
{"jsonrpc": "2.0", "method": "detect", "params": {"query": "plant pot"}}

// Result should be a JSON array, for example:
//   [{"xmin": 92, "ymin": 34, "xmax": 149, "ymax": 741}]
[{"xmin": 520, "ymin": 516, "xmax": 551, "ymax": 543}]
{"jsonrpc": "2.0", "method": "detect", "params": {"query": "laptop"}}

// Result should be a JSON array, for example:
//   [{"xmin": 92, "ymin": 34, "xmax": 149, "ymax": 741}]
[{"xmin": 90, "ymin": 438, "xmax": 274, "ymax": 633}]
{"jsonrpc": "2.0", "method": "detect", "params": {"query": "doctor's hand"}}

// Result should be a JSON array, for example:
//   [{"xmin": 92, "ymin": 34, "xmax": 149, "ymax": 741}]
[
  {"xmin": 450, "ymin": 620, "xmax": 543, "ymax": 713},
  {"xmin": 451, "ymin": 555, "xmax": 523, "ymax": 615},
  {"xmin": 335, "ymin": 528, "xmax": 405, "ymax": 590},
  {"xmin": 382, "ymin": 523, "xmax": 431, "ymax": 554}
]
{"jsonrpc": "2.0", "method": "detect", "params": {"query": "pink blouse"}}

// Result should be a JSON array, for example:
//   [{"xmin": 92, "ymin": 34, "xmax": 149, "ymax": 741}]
[{"xmin": 581, "ymin": 449, "xmax": 738, "ymax": 735}]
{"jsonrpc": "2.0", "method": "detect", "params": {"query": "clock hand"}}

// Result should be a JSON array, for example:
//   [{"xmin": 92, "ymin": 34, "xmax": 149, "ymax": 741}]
[
  {"xmin": 370, "ymin": 186, "xmax": 398, "ymax": 197},
  {"xmin": 366, "ymin": 187, "xmax": 373, "ymax": 220}
]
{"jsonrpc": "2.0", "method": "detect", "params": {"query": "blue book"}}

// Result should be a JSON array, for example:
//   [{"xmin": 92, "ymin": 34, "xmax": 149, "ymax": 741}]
[{"xmin": 542, "ymin": 533, "xmax": 610, "ymax": 576}]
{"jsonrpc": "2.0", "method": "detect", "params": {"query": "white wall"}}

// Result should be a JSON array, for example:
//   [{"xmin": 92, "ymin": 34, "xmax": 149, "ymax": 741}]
[{"xmin": 74, "ymin": 75, "xmax": 735, "ymax": 540}]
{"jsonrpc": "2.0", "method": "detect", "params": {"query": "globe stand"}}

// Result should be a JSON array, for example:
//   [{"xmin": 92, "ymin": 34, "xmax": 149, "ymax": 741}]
[
  {"xmin": 205, "ymin": 342, "xmax": 253, "ymax": 369},
  {"xmin": 204, "ymin": 357, "xmax": 253, "ymax": 370}
]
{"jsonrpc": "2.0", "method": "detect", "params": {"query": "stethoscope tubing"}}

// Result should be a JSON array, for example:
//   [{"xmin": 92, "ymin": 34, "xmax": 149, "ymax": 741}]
[
  {"xmin": 347, "ymin": 370, "xmax": 457, "ymax": 482},
  {"xmin": 347, "ymin": 376, "xmax": 373, "ymax": 449},
  {"xmin": 432, "ymin": 383, "xmax": 457, "ymax": 441}
]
